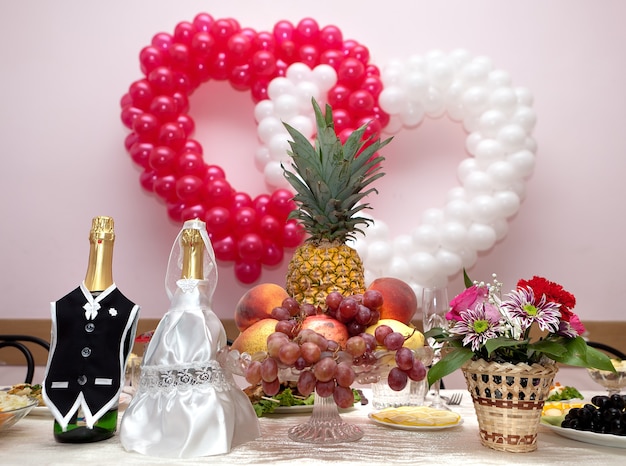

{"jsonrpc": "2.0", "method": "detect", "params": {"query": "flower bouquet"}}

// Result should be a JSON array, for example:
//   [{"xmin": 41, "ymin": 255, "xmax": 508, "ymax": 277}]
[
  {"xmin": 424, "ymin": 271, "xmax": 615, "ymax": 452},
  {"xmin": 425, "ymin": 271, "xmax": 615, "ymax": 385}
]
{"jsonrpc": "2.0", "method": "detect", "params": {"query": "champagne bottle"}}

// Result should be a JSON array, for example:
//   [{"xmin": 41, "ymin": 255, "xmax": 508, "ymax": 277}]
[
  {"xmin": 180, "ymin": 226, "xmax": 204, "ymax": 280},
  {"xmin": 53, "ymin": 216, "xmax": 120, "ymax": 443}
]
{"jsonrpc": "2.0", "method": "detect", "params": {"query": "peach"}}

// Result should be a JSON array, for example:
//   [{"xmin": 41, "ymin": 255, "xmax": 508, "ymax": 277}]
[
  {"xmin": 234, "ymin": 283, "xmax": 289, "ymax": 332},
  {"xmin": 367, "ymin": 277, "xmax": 417, "ymax": 325},
  {"xmin": 231, "ymin": 318, "xmax": 279, "ymax": 355},
  {"xmin": 301, "ymin": 315, "xmax": 349, "ymax": 348}
]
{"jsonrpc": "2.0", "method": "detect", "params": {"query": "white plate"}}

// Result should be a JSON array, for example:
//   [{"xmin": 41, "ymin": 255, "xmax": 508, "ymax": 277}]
[
  {"xmin": 368, "ymin": 412, "xmax": 463, "ymax": 431},
  {"xmin": 541, "ymin": 421, "xmax": 626, "ymax": 449}
]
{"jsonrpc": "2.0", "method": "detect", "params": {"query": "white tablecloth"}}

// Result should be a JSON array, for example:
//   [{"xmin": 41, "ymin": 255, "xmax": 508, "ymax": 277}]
[{"xmin": 2, "ymin": 389, "xmax": 625, "ymax": 465}]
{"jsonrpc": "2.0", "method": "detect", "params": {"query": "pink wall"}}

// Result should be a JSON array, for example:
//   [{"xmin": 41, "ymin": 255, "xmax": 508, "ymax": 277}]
[{"xmin": 1, "ymin": 1, "xmax": 625, "ymax": 332}]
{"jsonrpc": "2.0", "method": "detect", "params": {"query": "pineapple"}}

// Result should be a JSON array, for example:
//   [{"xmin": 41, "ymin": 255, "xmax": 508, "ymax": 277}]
[{"xmin": 282, "ymin": 98, "xmax": 391, "ymax": 306}]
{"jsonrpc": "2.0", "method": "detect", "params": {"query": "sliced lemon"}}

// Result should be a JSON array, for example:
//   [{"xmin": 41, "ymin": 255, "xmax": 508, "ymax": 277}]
[{"xmin": 371, "ymin": 406, "xmax": 461, "ymax": 427}]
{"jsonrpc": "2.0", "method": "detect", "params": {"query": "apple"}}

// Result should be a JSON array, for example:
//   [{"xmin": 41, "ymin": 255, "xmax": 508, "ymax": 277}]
[
  {"xmin": 366, "ymin": 277, "xmax": 417, "ymax": 325},
  {"xmin": 234, "ymin": 283, "xmax": 289, "ymax": 331},
  {"xmin": 301, "ymin": 314, "xmax": 349, "ymax": 348}
]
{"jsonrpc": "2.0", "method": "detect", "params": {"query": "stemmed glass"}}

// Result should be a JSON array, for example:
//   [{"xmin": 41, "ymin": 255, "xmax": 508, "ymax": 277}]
[{"xmin": 422, "ymin": 287, "xmax": 450, "ymax": 410}]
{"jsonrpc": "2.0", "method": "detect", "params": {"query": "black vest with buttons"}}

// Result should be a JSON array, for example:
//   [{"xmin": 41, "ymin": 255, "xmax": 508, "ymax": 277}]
[{"xmin": 43, "ymin": 284, "xmax": 139, "ymax": 426}]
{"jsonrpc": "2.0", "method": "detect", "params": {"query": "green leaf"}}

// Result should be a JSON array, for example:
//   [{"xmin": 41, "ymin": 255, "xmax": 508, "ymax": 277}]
[
  {"xmin": 427, "ymin": 347, "xmax": 474, "ymax": 387},
  {"xmin": 484, "ymin": 337, "xmax": 527, "ymax": 355},
  {"xmin": 463, "ymin": 268, "xmax": 473, "ymax": 288},
  {"xmin": 528, "ymin": 339, "xmax": 568, "ymax": 358}
]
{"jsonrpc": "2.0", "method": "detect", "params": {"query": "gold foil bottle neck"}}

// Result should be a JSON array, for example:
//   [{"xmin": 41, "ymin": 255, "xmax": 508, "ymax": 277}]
[
  {"xmin": 84, "ymin": 216, "xmax": 115, "ymax": 292},
  {"xmin": 89, "ymin": 216, "xmax": 115, "ymax": 242},
  {"xmin": 180, "ymin": 228, "xmax": 204, "ymax": 280}
]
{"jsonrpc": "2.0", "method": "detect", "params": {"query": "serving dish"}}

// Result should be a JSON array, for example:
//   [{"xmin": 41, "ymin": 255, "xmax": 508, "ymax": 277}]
[{"xmin": 541, "ymin": 421, "xmax": 626, "ymax": 449}]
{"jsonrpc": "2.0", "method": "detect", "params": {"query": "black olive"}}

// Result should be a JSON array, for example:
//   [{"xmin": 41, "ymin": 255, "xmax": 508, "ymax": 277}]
[
  {"xmin": 610, "ymin": 393, "xmax": 625, "ymax": 410},
  {"xmin": 603, "ymin": 407, "xmax": 622, "ymax": 423},
  {"xmin": 591, "ymin": 395, "xmax": 610, "ymax": 409}
]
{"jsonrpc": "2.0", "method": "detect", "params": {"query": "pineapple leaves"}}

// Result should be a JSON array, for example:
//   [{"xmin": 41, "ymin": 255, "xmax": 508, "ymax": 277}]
[{"xmin": 281, "ymin": 97, "xmax": 392, "ymax": 243}]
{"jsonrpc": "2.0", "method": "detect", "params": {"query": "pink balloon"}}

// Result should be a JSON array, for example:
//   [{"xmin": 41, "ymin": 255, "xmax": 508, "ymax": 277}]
[
  {"xmin": 237, "ymin": 233, "xmax": 264, "ymax": 261},
  {"xmin": 234, "ymin": 259, "xmax": 262, "ymax": 284}
]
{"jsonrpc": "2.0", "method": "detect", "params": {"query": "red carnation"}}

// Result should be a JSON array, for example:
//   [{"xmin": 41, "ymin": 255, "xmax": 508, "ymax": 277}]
[{"xmin": 517, "ymin": 276, "xmax": 577, "ymax": 319}]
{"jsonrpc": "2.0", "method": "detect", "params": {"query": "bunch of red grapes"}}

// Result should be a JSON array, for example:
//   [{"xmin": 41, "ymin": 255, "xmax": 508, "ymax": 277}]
[{"xmin": 244, "ymin": 291, "xmax": 427, "ymax": 408}]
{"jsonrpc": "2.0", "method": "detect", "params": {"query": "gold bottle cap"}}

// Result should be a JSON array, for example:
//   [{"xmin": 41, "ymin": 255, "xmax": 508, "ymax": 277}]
[{"xmin": 89, "ymin": 216, "xmax": 115, "ymax": 242}]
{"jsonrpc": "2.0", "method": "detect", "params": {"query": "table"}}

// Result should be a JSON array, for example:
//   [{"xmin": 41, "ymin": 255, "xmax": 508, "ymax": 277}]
[{"xmin": 1, "ymin": 390, "xmax": 624, "ymax": 465}]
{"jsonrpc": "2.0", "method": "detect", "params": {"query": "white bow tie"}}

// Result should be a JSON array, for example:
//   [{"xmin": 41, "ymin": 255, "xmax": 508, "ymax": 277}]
[{"xmin": 83, "ymin": 301, "xmax": 101, "ymax": 320}]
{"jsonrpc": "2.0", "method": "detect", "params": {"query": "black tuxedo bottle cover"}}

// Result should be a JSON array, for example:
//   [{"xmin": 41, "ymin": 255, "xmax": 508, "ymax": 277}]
[{"xmin": 42, "ymin": 216, "xmax": 140, "ymax": 443}]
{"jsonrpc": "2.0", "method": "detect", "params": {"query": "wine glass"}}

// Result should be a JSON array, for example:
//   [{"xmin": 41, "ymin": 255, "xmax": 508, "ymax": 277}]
[{"xmin": 422, "ymin": 287, "xmax": 450, "ymax": 410}]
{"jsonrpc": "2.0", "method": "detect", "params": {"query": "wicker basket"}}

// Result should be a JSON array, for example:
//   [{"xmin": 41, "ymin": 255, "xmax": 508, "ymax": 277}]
[{"xmin": 462, "ymin": 358, "xmax": 558, "ymax": 453}]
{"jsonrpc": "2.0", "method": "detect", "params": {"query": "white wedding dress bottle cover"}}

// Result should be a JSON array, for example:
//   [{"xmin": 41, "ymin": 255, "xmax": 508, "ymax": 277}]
[{"xmin": 120, "ymin": 219, "xmax": 260, "ymax": 458}]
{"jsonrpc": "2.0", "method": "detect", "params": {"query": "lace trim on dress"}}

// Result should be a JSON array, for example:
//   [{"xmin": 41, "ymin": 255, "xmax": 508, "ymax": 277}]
[{"xmin": 139, "ymin": 360, "xmax": 233, "ymax": 392}]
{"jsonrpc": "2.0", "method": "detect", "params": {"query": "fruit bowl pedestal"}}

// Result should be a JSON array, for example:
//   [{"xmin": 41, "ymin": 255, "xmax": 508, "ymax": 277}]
[{"xmin": 287, "ymin": 391, "xmax": 364, "ymax": 443}]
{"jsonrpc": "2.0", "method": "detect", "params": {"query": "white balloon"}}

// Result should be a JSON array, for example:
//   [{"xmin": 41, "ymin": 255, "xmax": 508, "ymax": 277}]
[
  {"xmin": 512, "ymin": 106, "xmax": 537, "ymax": 133},
  {"xmin": 411, "ymin": 224, "xmax": 440, "ymax": 253},
  {"xmin": 445, "ymin": 198, "xmax": 472, "ymax": 223},
  {"xmin": 409, "ymin": 252, "xmax": 438, "ymax": 282},
  {"xmin": 487, "ymin": 69, "xmax": 512, "ymax": 88},
  {"xmin": 436, "ymin": 249, "xmax": 463, "ymax": 276},
  {"xmin": 494, "ymin": 190, "xmax": 521, "ymax": 218},
  {"xmin": 383, "ymin": 115, "xmax": 404, "ymax": 134},
  {"xmin": 487, "ymin": 160, "xmax": 519, "ymax": 189},
  {"xmin": 465, "ymin": 131, "xmax": 483, "ymax": 155},
  {"xmin": 388, "ymin": 257, "xmax": 411, "ymax": 282},
  {"xmin": 367, "ymin": 240, "xmax": 393, "ymax": 270},
  {"xmin": 491, "ymin": 218, "xmax": 509, "ymax": 241},
  {"xmin": 474, "ymin": 139, "xmax": 505, "ymax": 168},
  {"xmin": 470, "ymin": 195, "xmax": 499, "ymax": 223},
  {"xmin": 497, "ymin": 124, "xmax": 527, "ymax": 151},
  {"xmin": 421, "ymin": 208, "xmax": 445, "ymax": 225},
  {"xmin": 405, "ymin": 72, "xmax": 428, "ymax": 101},
  {"xmin": 254, "ymin": 99, "xmax": 274, "ymax": 122},
  {"xmin": 254, "ymin": 146, "xmax": 270, "ymax": 172},
  {"xmin": 458, "ymin": 247, "xmax": 478, "ymax": 269},
  {"xmin": 457, "ymin": 157, "xmax": 478, "ymax": 182},
  {"xmin": 515, "ymin": 87, "xmax": 534, "ymax": 106},
  {"xmin": 267, "ymin": 77, "xmax": 295, "ymax": 100},
  {"xmin": 286, "ymin": 62, "xmax": 312, "ymax": 83},
  {"xmin": 467, "ymin": 224, "xmax": 497, "ymax": 251},
  {"xmin": 507, "ymin": 150, "xmax": 536, "ymax": 178},
  {"xmin": 462, "ymin": 86, "xmax": 489, "ymax": 115},
  {"xmin": 440, "ymin": 221, "xmax": 467, "ymax": 251},
  {"xmin": 274, "ymin": 94, "xmax": 299, "ymax": 120},
  {"xmin": 464, "ymin": 171, "xmax": 493, "ymax": 196},
  {"xmin": 311, "ymin": 64, "xmax": 337, "ymax": 92},
  {"xmin": 378, "ymin": 87, "xmax": 407, "ymax": 115},
  {"xmin": 257, "ymin": 116, "xmax": 284, "ymax": 144},
  {"xmin": 285, "ymin": 115, "xmax": 314, "ymax": 137},
  {"xmin": 264, "ymin": 161, "xmax": 287, "ymax": 188},
  {"xmin": 393, "ymin": 234, "xmax": 414, "ymax": 255},
  {"xmin": 424, "ymin": 86, "xmax": 446, "ymax": 117},
  {"xmin": 268, "ymin": 134, "xmax": 290, "ymax": 161},
  {"xmin": 401, "ymin": 102, "xmax": 426, "ymax": 127},
  {"xmin": 460, "ymin": 61, "xmax": 490, "ymax": 84},
  {"xmin": 489, "ymin": 87, "xmax": 517, "ymax": 114},
  {"xmin": 428, "ymin": 58, "xmax": 454, "ymax": 89},
  {"xmin": 296, "ymin": 82, "xmax": 321, "ymax": 109},
  {"xmin": 367, "ymin": 219, "xmax": 390, "ymax": 241},
  {"xmin": 478, "ymin": 110, "xmax": 507, "ymax": 138},
  {"xmin": 449, "ymin": 49, "xmax": 472, "ymax": 68},
  {"xmin": 445, "ymin": 80, "xmax": 466, "ymax": 121}
]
